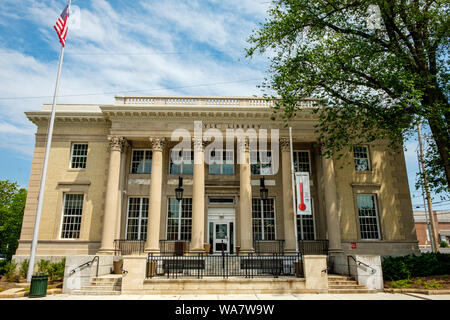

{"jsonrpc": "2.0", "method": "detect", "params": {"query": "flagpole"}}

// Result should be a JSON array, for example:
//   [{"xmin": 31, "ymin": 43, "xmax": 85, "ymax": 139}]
[
  {"xmin": 26, "ymin": 44, "xmax": 66, "ymax": 283},
  {"xmin": 289, "ymin": 127, "xmax": 299, "ymax": 253}
]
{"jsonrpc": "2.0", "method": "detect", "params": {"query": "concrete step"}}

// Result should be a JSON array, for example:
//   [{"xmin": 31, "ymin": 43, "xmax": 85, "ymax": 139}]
[
  {"xmin": 72, "ymin": 290, "xmax": 121, "ymax": 295},
  {"xmin": 81, "ymin": 285, "xmax": 121, "ymax": 291},
  {"xmin": 328, "ymin": 280, "xmax": 359, "ymax": 285},
  {"xmin": 328, "ymin": 289, "xmax": 377, "ymax": 294},
  {"xmin": 329, "ymin": 284, "xmax": 367, "ymax": 289}
]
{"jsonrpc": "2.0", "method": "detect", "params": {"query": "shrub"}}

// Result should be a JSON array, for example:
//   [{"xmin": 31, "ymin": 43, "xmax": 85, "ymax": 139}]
[
  {"xmin": 19, "ymin": 259, "xmax": 29, "ymax": 279},
  {"xmin": 390, "ymin": 279, "xmax": 412, "ymax": 288},
  {"xmin": 441, "ymin": 241, "xmax": 449, "ymax": 248},
  {"xmin": 48, "ymin": 258, "xmax": 66, "ymax": 281},
  {"xmin": 382, "ymin": 253, "xmax": 450, "ymax": 280},
  {"xmin": 4, "ymin": 260, "xmax": 18, "ymax": 282},
  {"xmin": 37, "ymin": 259, "xmax": 51, "ymax": 274}
]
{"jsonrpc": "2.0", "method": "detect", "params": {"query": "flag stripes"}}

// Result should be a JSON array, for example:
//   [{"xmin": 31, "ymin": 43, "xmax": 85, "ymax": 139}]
[{"xmin": 54, "ymin": 4, "xmax": 70, "ymax": 47}]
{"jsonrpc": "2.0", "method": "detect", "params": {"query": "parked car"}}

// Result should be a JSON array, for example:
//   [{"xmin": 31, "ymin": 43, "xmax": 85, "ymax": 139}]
[{"xmin": 0, "ymin": 254, "xmax": 6, "ymax": 261}]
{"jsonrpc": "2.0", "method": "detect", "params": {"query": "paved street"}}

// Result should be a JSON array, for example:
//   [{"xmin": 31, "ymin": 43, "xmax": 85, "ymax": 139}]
[{"xmin": 8, "ymin": 293, "xmax": 450, "ymax": 300}]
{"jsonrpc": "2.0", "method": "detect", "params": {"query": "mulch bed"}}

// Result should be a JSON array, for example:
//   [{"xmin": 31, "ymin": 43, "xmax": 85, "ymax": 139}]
[{"xmin": 384, "ymin": 275, "xmax": 450, "ymax": 290}]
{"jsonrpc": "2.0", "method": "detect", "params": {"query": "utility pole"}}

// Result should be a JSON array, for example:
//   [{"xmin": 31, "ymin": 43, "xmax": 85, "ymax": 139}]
[
  {"xmin": 417, "ymin": 122, "xmax": 439, "ymax": 253},
  {"xmin": 417, "ymin": 149, "xmax": 435, "ymax": 251}
]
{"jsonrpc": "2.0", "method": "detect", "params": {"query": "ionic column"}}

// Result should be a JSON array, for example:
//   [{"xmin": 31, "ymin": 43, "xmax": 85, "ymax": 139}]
[
  {"xmin": 238, "ymin": 138, "xmax": 254, "ymax": 253},
  {"xmin": 321, "ymin": 150, "xmax": 343, "ymax": 253},
  {"xmin": 280, "ymin": 138, "xmax": 297, "ymax": 252},
  {"xmin": 145, "ymin": 138, "xmax": 166, "ymax": 253},
  {"xmin": 191, "ymin": 137, "xmax": 206, "ymax": 252},
  {"xmin": 99, "ymin": 136, "xmax": 126, "ymax": 254}
]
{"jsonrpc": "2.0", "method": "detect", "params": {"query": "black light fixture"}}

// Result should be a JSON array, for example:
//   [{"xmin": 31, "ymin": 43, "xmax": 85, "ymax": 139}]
[
  {"xmin": 260, "ymin": 177, "xmax": 268, "ymax": 200},
  {"xmin": 175, "ymin": 176, "xmax": 184, "ymax": 201}
]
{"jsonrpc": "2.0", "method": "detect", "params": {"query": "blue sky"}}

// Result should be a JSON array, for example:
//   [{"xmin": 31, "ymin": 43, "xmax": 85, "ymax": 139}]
[{"xmin": 0, "ymin": 0, "xmax": 448, "ymax": 210}]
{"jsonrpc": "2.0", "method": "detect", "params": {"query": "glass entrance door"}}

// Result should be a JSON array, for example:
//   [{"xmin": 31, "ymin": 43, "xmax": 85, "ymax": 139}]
[{"xmin": 214, "ymin": 223, "xmax": 229, "ymax": 253}]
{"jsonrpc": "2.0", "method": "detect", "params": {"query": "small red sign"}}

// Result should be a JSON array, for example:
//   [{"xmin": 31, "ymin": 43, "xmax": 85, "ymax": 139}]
[{"xmin": 351, "ymin": 242, "xmax": 357, "ymax": 249}]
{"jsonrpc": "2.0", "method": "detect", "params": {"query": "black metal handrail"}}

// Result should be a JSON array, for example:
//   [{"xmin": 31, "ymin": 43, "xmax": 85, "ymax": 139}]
[
  {"xmin": 297, "ymin": 239, "xmax": 329, "ymax": 255},
  {"xmin": 146, "ymin": 251, "xmax": 303, "ymax": 279},
  {"xmin": 347, "ymin": 255, "xmax": 377, "ymax": 275},
  {"xmin": 114, "ymin": 239, "xmax": 145, "ymax": 255},
  {"xmin": 159, "ymin": 240, "xmax": 191, "ymax": 255},
  {"xmin": 70, "ymin": 256, "xmax": 99, "ymax": 277},
  {"xmin": 253, "ymin": 240, "xmax": 285, "ymax": 254}
]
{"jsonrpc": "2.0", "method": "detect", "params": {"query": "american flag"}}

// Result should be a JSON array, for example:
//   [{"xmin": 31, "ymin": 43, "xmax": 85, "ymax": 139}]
[{"xmin": 54, "ymin": 4, "xmax": 70, "ymax": 47}]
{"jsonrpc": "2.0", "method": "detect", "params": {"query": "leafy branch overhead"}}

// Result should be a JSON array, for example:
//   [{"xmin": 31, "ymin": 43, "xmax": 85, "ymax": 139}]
[{"xmin": 246, "ymin": 0, "xmax": 449, "ymax": 195}]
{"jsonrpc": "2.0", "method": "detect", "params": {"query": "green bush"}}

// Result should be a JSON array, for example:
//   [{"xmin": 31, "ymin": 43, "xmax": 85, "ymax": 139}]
[
  {"xmin": 441, "ymin": 241, "xmax": 449, "ymax": 248},
  {"xmin": 48, "ymin": 258, "xmax": 66, "ymax": 281},
  {"xmin": 382, "ymin": 253, "xmax": 450, "ymax": 280},
  {"xmin": 3, "ymin": 260, "xmax": 18, "ymax": 281},
  {"xmin": 0, "ymin": 259, "xmax": 8, "ymax": 276},
  {"xmin": 19, "ymin": 259, "xmax": 29, "ymax": 279},
  {"xmin": 37, "ymin": 259, "xmax": 51, "ymax": 274}
]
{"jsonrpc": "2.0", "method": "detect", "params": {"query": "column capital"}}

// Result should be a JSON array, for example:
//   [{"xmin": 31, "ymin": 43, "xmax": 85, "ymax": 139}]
[
  {"xmin": 108, "ymin": 136, "xmax": 126, "ymax": 152},
  {"xmin": 192, "ymin": 137, "xmax": 208, "ymax": 151},
  {"xmin": 237, "ymin": 137, "xmax": 250, "ymax": 152},
  {"xmin": 149, "ymin": 137, "xmax": 166, "ymax": 152},
  {"xmin": 280, "ymin": 137, "xmax": 290, "ymax": 152}
]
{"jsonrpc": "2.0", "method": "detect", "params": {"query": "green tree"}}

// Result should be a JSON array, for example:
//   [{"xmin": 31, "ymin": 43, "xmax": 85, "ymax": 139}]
[
  {"xmin": 0, "ymin": 180, "xmax": 27, "ymax": 260},
  {"xmin": 247, "ymin": 0, "xmax": 449, "ymax": 195}
]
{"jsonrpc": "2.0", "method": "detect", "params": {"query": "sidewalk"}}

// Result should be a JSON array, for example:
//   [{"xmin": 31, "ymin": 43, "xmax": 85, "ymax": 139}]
[{"xmin": 8, "ymin": 292, "xmax": 450, "ymax": 300}]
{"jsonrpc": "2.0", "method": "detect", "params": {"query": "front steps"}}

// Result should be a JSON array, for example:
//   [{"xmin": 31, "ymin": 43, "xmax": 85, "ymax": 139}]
[
  {"xmin": 70, "ymin": 274, "xmax": 376, "ymax": 295},
  {"xmin": 327, "ymin": 275, "xmax": 376, "ymax": 294},
  {"xmin": 72, "ymin": 274, "xmax": 122, "ymax": 295}
]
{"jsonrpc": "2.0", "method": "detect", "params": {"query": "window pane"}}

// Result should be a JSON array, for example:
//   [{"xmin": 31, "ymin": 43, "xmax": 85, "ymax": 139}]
[
  {"xmin": 71, "ymin": 144, "xmax": 88, "ymax": 169},
  {"xmin": 252, "ymin": 198, "xmax": 275, "ymax": 241},
  {"xmin": 294, "ymin": 151, "xmax": 310, "ymax": 173},
  {"xmin": 357, "ymin": 195, "xmax": 379, "ymax": 239},
  {"xmin": 61, "ymin": 194, "xmax": 84, "ymax": 239},
  {"xmin": 354, "ymin": 147, "xmax": 370, "ymax": 171}
]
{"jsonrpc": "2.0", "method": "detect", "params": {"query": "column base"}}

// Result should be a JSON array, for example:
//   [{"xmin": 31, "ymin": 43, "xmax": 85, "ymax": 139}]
[{"xmin": 96, "ymin": 249, "xmax": 116, "ymax": 255}]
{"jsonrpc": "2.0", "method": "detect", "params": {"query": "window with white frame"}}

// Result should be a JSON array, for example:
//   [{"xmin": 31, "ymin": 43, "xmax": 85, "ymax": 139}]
[
  {"xmin": 169, "ymin": 149, "xmax": 194, "ymax": 174},
  {"xmin": 209, "ymin": 150, "xmax": 234, "ymax": 175},
  {"xmin": 357, "ymin": 194, "xmax": 380, "ymax": 240},
  {"xmin": 60, "ymin": 194, "xmax": 84, "ymax": 239},
  {"xmin": 293, "ymin": 150, "xmax": 311, "ymax": 173},
  {"xmin": 250, "ymin": 151, "xmax": 273, "ymax": 175},
  {"xmin": 126, "ymin": 197, "xmax": 148, "ymax": 240},
  {"xmin": 297, "ymin": 199, "xmax": 315, "ymax": 240},
  {"xmin": 354, "ymin": 146, "xmax": 370, "ymax": 171},
  {"xmin": 167, "ymin": 198, "xmax": 192, "ymax": 241},
  {"xmin": 130, "ymin": 150, "xmax": 152, "ymax": 174},
  {"xmin": 70, "ymin": 143, "xmax": 88, "ymax": 169},
  {"xmin": 252, "ymin": 198, "xmax": 276, "ymax": 240}
]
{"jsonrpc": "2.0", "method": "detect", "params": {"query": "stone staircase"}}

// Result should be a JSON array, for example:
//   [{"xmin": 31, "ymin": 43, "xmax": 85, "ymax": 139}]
[
  {"xmin": 72, "ymin": 274, "xmax": 122, "ymax": 295},
  {"xmin": 327, "ymin": 275, "xmax": 376, "ymax": 294}
]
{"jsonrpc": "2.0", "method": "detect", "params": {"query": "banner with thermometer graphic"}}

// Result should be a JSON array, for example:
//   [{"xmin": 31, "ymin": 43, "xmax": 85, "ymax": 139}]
[{"xmin": 295, "ymin": 172, "xmax": 312, "ymax": 215}]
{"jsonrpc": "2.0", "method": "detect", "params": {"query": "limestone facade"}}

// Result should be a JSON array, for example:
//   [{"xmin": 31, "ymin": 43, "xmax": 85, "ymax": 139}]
[{"xmin": 14, "ymin": 96, "xmax": 419, "ymax": 259}]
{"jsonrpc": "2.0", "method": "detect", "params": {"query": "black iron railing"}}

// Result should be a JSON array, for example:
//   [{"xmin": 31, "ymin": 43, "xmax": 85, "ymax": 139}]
[
  {"xmin": 253, "ymin": 240, "xmax": 285, "ymax": 254},
  {"xmin": 146, "ymin": 252, "xmax": 302, "ymax": 279},
  {"xmin": 347, "ymin": 255, "xmax": 377, "ymax": 276},
  {"xmin": 114, "ymin": 239, "xmax": 145, "ymax": 255},
  {"xmin": 298, "ymin": 240, "xmax": 329, "ymax": 255},
  {"xmin": 159, "ymin": 240, "xmax": 191, "ymax": 255},
  {"xmin": 70, "ymin": 256, "xmax": 99, "ymax": 277}
]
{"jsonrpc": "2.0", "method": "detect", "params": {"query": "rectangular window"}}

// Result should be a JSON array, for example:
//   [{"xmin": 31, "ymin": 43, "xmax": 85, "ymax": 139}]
[
  {"xmin": 167, "ymin": 198, "xmax": 192, "ymax": 241},
  {"xmin": 169, "ymin": 149, "xmax": 194, "ymax": 175},
  {"xmin": 357, "ymin": 195, "xmax": 380, "ymax": 240},
  {"xmin": 251, "ymin": 151, "xmax": 273, "ymax": 175},
  {"xmin": 70, "ymin": 144, "xmax": 88, "ymax": 169},
  {"xmin": 293, "ymin": 151, "xmax": 311, "ymax": 173},
  {"xmin": 297, "ymin": 199, "xmax": 315, "ymax": 240},
  {"xmin": 60, "ymin": 194, "xmax": 84, "ymax": 239},
  {"xmin": 126, "ymin": 197, "xmax": 148, "ymax": 240},
  {"xmin": 209, "ymin": 150, "xmax": 234, "ymax": 175},
  {"xmin": 131, "ymin": 149, "xmax": 152, "ymax": 174},
  {"xmin": 252, "ymin": 198, "xmax": 276, "ymax": 240},
  {"xmin": 354, "ymin": 146, "xmax": 370, "ymax": 171}
]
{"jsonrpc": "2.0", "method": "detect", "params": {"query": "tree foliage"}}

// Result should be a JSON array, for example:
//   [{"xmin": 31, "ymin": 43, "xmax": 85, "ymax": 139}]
[
  {"xmin": 0, "ymin": 180, "xmax": 27, "ymax": 260},
  {"xmin": 247, "ymin": 0, "xmax": 449, "ymax": 195}
]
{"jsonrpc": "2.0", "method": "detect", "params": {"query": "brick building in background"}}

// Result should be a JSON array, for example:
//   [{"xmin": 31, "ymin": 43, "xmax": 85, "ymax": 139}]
[{"xmin": 413, "ymin": 210, "xmax": 450, "ymax": 248}]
